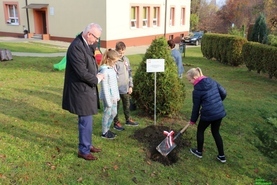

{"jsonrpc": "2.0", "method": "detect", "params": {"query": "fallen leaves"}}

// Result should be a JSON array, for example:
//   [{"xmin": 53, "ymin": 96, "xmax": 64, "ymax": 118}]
[
  {"xmin": 113, "ymin": 165, "xmax": 119, "ymax": 170},
  {"xmin": 254, "ymin": 168, "xmax": 259, "ymax": 173},
  {"xmin": 146, "ymin": 160, "xmax": 152, "ymax": 165},
  {"xmin": 45, "ymin": 162, "xmax": 56, "ymax": 170},
  {"xmin": 77, "ymin": 177, "xmax": 83, "ymax": 182},
  {"xmin": 0, "ymin": 154, "xmax": 6, "ymax": 159},
  {"xmin": 0, "ymin": 173, "xmax": 6, "ymax": 179}
]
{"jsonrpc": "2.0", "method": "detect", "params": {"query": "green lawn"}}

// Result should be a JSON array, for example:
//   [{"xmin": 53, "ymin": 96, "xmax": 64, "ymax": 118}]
[
  {"xmin": 0, "ymin": 46, "xmax": 276, "ymax": 185},
  {"xmin": 0, "ymin": 42, "xmax": 67, "ymax": 53}
]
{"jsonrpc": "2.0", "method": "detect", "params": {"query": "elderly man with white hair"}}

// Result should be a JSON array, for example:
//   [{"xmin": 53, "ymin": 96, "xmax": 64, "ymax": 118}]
[{"xmin": 62, "ymin": 23, "xmax": 104, "ymax": 161}]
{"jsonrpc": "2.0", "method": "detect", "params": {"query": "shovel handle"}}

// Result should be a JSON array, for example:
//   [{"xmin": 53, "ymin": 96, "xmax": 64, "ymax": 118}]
[{"xmin": 173, "ymin": 123, "xmax": 190, "ymax": 140}]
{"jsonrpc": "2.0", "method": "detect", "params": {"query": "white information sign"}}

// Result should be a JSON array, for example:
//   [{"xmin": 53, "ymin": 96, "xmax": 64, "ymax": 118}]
[
  {"xmin": 146, "ymin": 59, "xmax": 165, "ymax": 125},
  {"xmin": 146, "ymin": 59, "xmax": 165, "ymax": 72}
]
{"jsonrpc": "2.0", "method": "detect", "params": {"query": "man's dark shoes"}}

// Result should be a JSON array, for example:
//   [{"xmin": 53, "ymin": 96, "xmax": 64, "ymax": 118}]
[
  {"xmin": 78, "ymin": 152, "xmax": 98, "ymax": 160},
  {"xmin": 90, "ymin": 146, "xmax": 101, "ymax": 153}
]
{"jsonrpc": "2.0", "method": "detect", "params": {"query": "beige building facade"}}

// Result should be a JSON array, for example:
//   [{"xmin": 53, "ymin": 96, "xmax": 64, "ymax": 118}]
[{"xmin": 0, "ymin": 0, "xmax": 190, "ymax": 48}]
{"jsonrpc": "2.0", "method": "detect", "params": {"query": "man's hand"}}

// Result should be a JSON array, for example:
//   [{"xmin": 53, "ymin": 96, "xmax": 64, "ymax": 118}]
[{"xmin": 97, "ymin": 73, "xmax": 104, "ymax": 81}]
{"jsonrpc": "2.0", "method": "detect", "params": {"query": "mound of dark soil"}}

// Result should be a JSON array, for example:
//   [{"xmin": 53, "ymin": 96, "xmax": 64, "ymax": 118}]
[{"xmin": 133, "ymin": 125, "xmax": 191, "ymax": 166}]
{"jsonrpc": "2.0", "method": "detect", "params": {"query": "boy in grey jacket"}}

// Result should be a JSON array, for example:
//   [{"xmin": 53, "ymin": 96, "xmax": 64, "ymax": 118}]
[{"xmin": 113, "ymin": 42, "xmax": 138, "ymax": 131}]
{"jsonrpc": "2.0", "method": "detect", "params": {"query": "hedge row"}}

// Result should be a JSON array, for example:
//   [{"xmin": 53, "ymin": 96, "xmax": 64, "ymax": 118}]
[
  {"xmin": 243, "ymin": 42, "xmax": 277, "ymax": 79},
  {"xmin": 201, "ymin": 33, "xmax": 277, "ymax": 79},
  {"xmin": 201, "ymin": 33, "xmax": 247, "ymax": 66}
]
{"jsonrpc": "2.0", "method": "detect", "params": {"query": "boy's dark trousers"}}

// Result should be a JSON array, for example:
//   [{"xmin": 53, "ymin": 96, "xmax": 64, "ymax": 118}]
[{"xmin": 114, "ymin": 93, "xmax": 130, "ymax": 123}]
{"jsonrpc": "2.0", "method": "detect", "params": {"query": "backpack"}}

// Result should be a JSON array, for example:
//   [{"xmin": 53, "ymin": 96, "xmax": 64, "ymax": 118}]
[{"xmin": 0, "ymin": 49, "xmax": 13, "ymax": 61}]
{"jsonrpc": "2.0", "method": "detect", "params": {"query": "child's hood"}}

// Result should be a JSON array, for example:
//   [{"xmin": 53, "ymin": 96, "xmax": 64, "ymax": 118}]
[
  {"xmin": 118, "ymin": 56, "xmax": 126, "ymax": 62},
  {"xmin": 195, "ymin": 77, "xmax": 214, "ymax": 91},
  {"xmin": 99, "ymin": 64, "xmax": 109, "ymax": 73}
]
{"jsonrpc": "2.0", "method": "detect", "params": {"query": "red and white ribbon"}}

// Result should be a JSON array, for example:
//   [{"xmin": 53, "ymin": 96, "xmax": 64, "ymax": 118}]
[{"xmin": 163, "ymin": 130, "xmax": 175, "ymax": 148}]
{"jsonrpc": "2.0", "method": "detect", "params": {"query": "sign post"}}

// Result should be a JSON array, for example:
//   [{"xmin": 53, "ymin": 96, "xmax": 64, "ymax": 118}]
[{"xmin": 146, "ymin": 59, "xmax": 165, "ymax": 125}]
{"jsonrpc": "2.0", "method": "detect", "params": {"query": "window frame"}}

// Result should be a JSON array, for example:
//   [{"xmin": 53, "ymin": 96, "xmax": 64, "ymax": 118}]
[
  {"xmin": 4, "ymin": 3, "xmax": 20, "ymax": 25},
  {"xmin": 180, "ymin": 7, "xmax": 185, "ymax": 26},
  {"xmin": 169, "ymin": 7, "xmax": 175, "ymax": 26},
  {"xmin": 130, "ymin": 6, "xmax": 139, "ymax": 29},
  {"xmin": 153, "ymin": 6, "xmax": 160, "ymax": 27},
  {"xmin": 142, "ymin": 6, "xmax": 149, "ymax": 28}
]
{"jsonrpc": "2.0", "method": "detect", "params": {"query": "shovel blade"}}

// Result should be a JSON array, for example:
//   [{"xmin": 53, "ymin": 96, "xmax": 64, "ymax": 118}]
[{"xmin": 156, "ymin": 138, "xmax": 177, "ymax": 156}]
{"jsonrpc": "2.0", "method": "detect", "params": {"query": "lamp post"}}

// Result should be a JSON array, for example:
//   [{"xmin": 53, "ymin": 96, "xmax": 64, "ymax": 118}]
[
  {"xmin": 25, "ymin": 0, "xmax": 30, "ymax": 33},
  {"xmin": 164, "ymin": 0, "xmax": 167, "ymax": 37}
]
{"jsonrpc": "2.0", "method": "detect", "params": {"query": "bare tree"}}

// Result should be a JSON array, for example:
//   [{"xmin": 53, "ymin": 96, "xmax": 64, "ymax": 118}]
[
  {"xmin": 215, "ymin": 0, "xmax": 263, "ymax": 33},
  {"xmin": 199, "ymin": 2, "xmax": 219, "ymax": 32},
  {"xmin": 264, "ymin": 0, "xmax": 277, "ymax": 33},
  {"xmin": 190, "ymin": 0, "xmax": 274, "ymax": 34}
]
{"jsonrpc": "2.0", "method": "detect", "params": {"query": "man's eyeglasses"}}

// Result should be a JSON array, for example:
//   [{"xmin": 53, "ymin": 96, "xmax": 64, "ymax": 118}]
[{"xmin": 89, "ymin": 32, "xmax": 99, "ymax": 41}]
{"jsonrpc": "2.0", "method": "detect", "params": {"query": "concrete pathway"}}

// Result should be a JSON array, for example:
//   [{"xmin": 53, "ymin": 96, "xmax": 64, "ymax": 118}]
[
  {"xmin": 0, "ymin": 37, "xmax": 195, "ymax": 57},
  {"xmin": 11, "ymin": 52, "xmax": 66, "ymax": 57},
  {"xmin": 0, "ymin": 37, "xmax": 150, "ymax": 57}
]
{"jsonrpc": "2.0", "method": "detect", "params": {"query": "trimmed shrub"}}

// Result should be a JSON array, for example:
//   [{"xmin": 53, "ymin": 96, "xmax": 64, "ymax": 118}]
[
  {"xmin": 201, "ymin": 33, "xmax": 247, "ymax": 66},
  {"xmin": 268, "ymin": 34, "xmax": 277, "ymax": 47},
  {"xmin": 132, "ymin": 37, "xmax": 186, "ymax": 117},
  {"xmin": 242, "ymin": 41, "xmax": 277, "ymax": 78},
  {"xmin": 263, "ymin": 46, "xmax": 277, "ymax": 79},
  {"xmin": 242, "ymin": 42, "xmax": 261, "ymax": 71}
]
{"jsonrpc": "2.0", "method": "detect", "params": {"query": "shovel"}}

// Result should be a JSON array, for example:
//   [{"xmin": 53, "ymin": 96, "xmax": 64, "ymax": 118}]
[{"xmin": 156, "ymin": 123, "xmax": 190, "ymax": 156}]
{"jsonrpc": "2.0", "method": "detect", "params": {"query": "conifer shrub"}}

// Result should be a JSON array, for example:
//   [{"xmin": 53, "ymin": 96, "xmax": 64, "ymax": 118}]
[
  {"xmin": 250, "ymin": 13, "xmax": 268, "ymax": 44},
  {"xmin": 132, "ymin": 37, "xmax": 186, "ymax": 117}
]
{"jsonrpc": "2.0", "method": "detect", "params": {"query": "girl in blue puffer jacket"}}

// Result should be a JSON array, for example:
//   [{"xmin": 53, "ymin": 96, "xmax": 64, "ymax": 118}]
[{"xmin": 186, "ymin": 67, "xmax": 227, "ymax": 163}]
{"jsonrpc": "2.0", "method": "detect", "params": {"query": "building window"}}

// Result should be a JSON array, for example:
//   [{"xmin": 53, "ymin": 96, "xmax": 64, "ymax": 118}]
[
  {"xmin": 169, "ymin": 7, "xmax": 175, "ymax": 26},
  {"xmin": 142, "ymin": 7, "xmax": 149, "ymax": 28},
  {"xmin": 181, "ymin": 7, "xmax": 185, "ymax": 25},
  {"xmin": 6, "ymin": 4, "xmax": 19, "ymax": 25},
  {"xmin": 131, "ymin": 6, "xmax": 138, "ymax": 28},
  {"xmin": 153, "ymin": 7, "xmax": 160, "ymax": 27}
]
